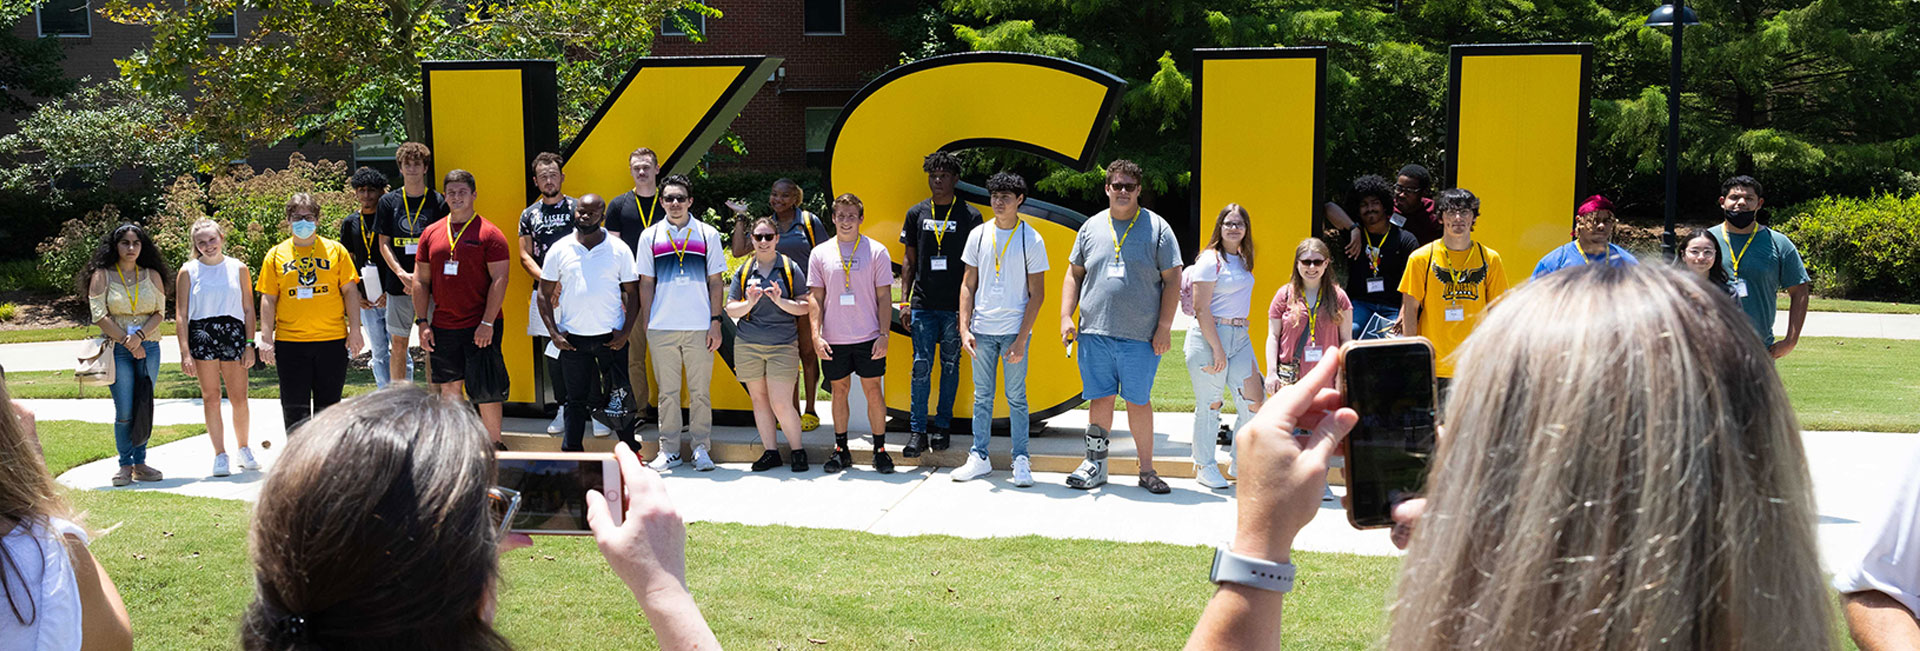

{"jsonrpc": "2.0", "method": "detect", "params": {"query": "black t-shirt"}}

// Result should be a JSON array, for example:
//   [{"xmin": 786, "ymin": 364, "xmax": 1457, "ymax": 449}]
[
  {"xmin": 518, "ymin": 195, "xmax": 577, "ymax": 265},
  {"xmin": 373, "ymin": 189, "xmax": 449, "ymax": 294},
  {"xmin": 1344, "ymin": 224, "xmax": 1420, "ymax": 306},
  {"xmin": 339, "ymin": 212, "xmax": 388, "ymax": 273},
  {"xmin": 900, "ymin": 198, "xmax": 982, "ymax": 311},
  {"xmin": 608, "ymin": 190, "xmax": 665, "ymax": 257}
]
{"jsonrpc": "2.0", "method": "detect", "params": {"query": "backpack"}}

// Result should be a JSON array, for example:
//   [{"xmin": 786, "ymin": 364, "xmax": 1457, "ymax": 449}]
[
  {"xmin": 1179, "ymin": 250, "xmax": 1227, "ymax": 317},
  {"xmin": 736, "ymin": 255, "xmax": 796, "ymax": 322}
]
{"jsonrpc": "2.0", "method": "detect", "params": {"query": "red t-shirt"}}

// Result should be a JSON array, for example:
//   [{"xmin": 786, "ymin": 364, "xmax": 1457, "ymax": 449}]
[{"xmin": 419, "ymin": 215, "xmax": 510, "ymax": 329}]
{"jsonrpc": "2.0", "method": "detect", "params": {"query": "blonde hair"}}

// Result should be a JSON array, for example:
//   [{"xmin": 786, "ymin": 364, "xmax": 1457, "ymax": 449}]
[
  {"xmin": 1385, "ymin": 264, "xmax": 1830, "ymax": 651},
  {"xmin": 0, "ymin": 363, "xmax": 73, "ymax": 626},
  {"xmin": 1288, "ymin": 237, "xmax": 1338, "ymax": 320}
]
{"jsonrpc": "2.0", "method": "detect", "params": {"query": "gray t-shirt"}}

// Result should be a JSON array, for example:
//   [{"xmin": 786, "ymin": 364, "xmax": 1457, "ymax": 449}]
[
  {"xmin": 729, "ymin": 254, "xmax": 807, "ymax": 346},
  {"xmin": 1068, "ymin": 208, "xmax": 1183, "ymax": 342}
]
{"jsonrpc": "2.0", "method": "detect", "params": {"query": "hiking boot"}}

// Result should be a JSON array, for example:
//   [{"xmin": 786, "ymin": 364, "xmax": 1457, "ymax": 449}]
[
  {"xmin": 1066, "ymin": 428, "xmax": 1110, "ymax": 490},
  {"xmin": 951, "ymin": 452, "xmax": 992, "ymax": 482},
  {"xmin": 902, "ymin": 431, "xmax": 929, "ymax": 458},
  {"xmin": 132, "ymin": 464, "xmax": 163, "ymax": 482},
  {"xmin": 931, "ymin": 430, "xmax": 952, "ymax": 451},
  {"xmin": 790, "ymin": 449, "xmax": 810, "ymax": 472},
  {"xmin": 212, "ymin": 453, "xmax": 230, "ymax": 478},
  {"xmin": 823, "ymin": 447, "xmax": 853, "ymax": 473},
  {"xmin": 1195, "ymin": 463, "xmax": 1230, "ymax": 489},
  {"xmin": 1011, "ymin": 455, "xmax": 1034, "ymax": 487},
  {"xmin": 873, "ymin": 450, "xmax": 896, "ymax": 474},
  {"xmin": 112, "ymin": 466, "xmax": 133, "ymax": 487},
  {"xmin": 236, "ymin": 447, "xmax": 260, "ymax": 470},
  {"xmin": 692, "ymin": 446, "xmax": 716, "ymax": 472},
  {"xmin": 1139, "ymin": 470, "xmax": 1171, "ymax": 495},
  {"xmin": 751, "ymin": 449, "xmax": 783, "ymax": 472}
]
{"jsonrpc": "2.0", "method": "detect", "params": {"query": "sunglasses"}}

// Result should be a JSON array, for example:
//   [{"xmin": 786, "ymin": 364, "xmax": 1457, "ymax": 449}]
[
  {"xmin": 752, "ymin": 233, "xmax": 777, "ymax": 242},
  {"xmin": 1298, "ymin": 258, "xmax": 1328, "ymax": 267},
  {"xmin": 487, "ymin": 486, "xmax": 522, "ymax": 540},
  {"xmin": 1108, "ymin": 182, "xmax": 1140, "ymax": 193},
  {"xmin": 662, "ymin": 195, "xmax": 691, "ymax": 204}
]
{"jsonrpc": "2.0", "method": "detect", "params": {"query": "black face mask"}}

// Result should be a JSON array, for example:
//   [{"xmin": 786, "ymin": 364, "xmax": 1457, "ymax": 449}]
[{"xmin": 1723, "ymin": 209, "xmax": 1758, "ymax": 229}]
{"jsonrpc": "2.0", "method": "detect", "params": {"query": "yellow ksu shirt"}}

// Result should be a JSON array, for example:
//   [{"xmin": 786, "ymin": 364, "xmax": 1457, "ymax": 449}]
[
  {"xmin": 1397, "ymin": 240, "xmax": 1508, "ymax": 378},
  {"xmin": 255, "ymin": 237, "xmax": 359, "ymax": 342}
]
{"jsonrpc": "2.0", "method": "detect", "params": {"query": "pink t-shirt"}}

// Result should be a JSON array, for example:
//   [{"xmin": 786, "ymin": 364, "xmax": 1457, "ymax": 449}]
[
  {"xmin": 1268, "ymin": 284, "xmax": 1351, "ymax": 373},
  {"xmin": 807, "ymin": 236, "xmax": 894, "ymax": 345}
]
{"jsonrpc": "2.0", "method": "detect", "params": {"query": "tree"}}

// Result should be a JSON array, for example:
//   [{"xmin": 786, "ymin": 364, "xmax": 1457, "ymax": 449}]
[
  {"xmin": 0, "ymin": 78, "xmax": 204, "ymax": 202},
  {"xmin": 100, "ymin": 0, "xmax": 713, "ymax": 158},
  {"xmin": 0, "ymin": 1, "xmax": 78, "ymax": 114}
]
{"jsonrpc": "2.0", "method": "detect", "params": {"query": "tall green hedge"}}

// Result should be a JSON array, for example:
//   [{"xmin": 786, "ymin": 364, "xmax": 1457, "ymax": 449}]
[{"xmin": 1778, "ymin": 194, "xmax": 1920, "ymax": 301}]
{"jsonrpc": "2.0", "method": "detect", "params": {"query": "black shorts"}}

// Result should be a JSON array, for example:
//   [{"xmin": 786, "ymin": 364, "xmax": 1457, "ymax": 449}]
[
  {"xmin": 821, "ymin": 339, "xmax": 886, "ymax": 382},
  {"xmin": 430, "ymin": 326, "xmax": 510, "ymax": 403},
  {"xmin": 187, "ymin": 316, "xmax": 247, "ymax": 361}
]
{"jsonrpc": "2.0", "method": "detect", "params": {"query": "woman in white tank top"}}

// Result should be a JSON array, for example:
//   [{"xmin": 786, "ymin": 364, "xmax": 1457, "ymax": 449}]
[{"xmin": 174, "ymin": 219, "xmax": 260, "ymax": 479}]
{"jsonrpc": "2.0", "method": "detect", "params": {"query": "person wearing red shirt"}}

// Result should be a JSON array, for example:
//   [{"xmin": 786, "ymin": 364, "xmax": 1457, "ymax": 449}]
[{"xmin": 415, "ymin": 169, "xmax": 513, "ymax": 447}]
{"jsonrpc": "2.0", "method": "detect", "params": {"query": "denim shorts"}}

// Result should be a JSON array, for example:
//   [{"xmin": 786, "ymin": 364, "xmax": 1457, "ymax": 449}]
[{"xmin": 1076, "ymin": 333, "xmax": 1161, "ymax": 405}]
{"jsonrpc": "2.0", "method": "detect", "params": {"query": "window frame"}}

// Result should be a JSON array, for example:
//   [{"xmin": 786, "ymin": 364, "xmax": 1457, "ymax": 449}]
[
  {"xmin": 802, "ymin": 0, "xmax": 844, "ymax": 36},
  {"xmin": 209, "ymin": 9, "xmax": 239, "ymax": 38},
  {"xmin": 660, "ymin": 8, "xmax": 705, "ymax": 37},
  {"xmin": 35, "ymin": 0, "xmax": 93, "ymax": 38}
]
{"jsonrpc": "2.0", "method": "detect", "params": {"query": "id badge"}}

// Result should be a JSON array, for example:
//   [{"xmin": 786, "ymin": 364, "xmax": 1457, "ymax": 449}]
[
  {"xmin": 404, "ymin": 243, "xmax": 418, "ymax": 255},
  {"xmin": 1106, "ymin": 261, "xmax": 1126, "ymax": 279},
  {"xmin": 674, "ymin": 274, "xmax": 694, "ymax": 287},
  {"xmin": 931, "ymin": 256, "xmax": 948, "ymax": 271},
  {"xmin": 1444, "ymin": 307, "xmax": 1465, "ymax": 322},
  {"xmin": 839, "ymin": 293, "xmax": 857, "ymax": 306},
  {"xmin": 987, "ymin": 280, "xmax": 1007, "ymax": 298},
  {"xmin": 1730, "ymin": 278, "xmax": 1749, "ymax": 297},
  {"xmin": 1390, "ymin": 214, "xmax": 1406, "ymax": 227},
  {"xmin": 1367, "ymin": 278, "xmax": 1386, "ymax": 293},
  {"xmin": 1303, "ymin": 346, "xmax": 1324, "ymax": 363},
  {"xmin": 296, "ymin": 287, "xmax": 314, "ymax": 300},
  {"xmin": 443, "ymin": 261, "xmax": 459, "ymax": 276}
]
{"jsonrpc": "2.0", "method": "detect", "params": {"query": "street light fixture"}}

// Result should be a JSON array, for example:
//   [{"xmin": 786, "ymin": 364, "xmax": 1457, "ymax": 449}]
[{"xmin": 1648, "ymin": 0, "xmax": 1701, "ymax": 261}]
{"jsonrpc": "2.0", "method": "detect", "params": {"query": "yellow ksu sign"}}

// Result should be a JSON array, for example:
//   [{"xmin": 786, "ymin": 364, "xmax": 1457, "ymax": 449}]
[{"xmin": 422, "ymin": 45, "xmax": 1590, "ymax": 423}]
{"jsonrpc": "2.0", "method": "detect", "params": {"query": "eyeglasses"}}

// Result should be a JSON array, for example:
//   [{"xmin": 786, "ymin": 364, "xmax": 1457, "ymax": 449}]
[
  {"xmin": 1108, "ymin": 182, "xmax": 1140, "ymax": 193},
  {"xmin": 662, "ymin": 195, "xmax": 691, "ymax": 204},
  {"xmin": 1298, "ymin": 258, "xmax": 1328, "ymax": 267},
  {"xmin": 752, "ymin": 233, "xmax": 777, "ymax": 242},
  {"xmin": 1221, "ymin": 222, "xmax": 1247, "ymax": 230},
  {"xmin": 1393, "ymin": 184, "xmax": 1420, "ymax": 196},
  {"xmin": 291, "ymin": 214, "xmax": 319, "ymax": 222},
  {"xmin": 487, "ymin": 486, "xmax": 522, "ymax": 541}
]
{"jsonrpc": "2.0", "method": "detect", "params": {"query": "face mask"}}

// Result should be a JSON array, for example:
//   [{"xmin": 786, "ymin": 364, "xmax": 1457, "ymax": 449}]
[
  {"xmin": 1723, "ymin": 209, "xmax": 1758, "ymax": 229},
  {"xmin": 291, "ymin": 220, "xmax": 318, "ymax": 239}
]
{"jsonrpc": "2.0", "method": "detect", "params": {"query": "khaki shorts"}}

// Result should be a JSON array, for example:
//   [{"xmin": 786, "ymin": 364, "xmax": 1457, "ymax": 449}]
[{"xmin": 733, "ymin": 342, "xmax": 800, "ymax": 383}]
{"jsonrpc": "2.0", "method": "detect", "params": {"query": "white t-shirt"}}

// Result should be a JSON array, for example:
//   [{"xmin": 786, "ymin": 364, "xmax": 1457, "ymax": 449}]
[
  {"xmin": 960, "ymin": 221, "xmax": 1049, "ymax": 336},
  {"xmin": 1190, "ymin": 250, "xmax": 1255, "ymax": 320},
  {"xmin": 0, "ymin": 517, "xmax": 88, "ymax": 651},
  {"xmin": 635, "ymin": 219, "xmax": 726, "ymax": 332},
  {"xmin": 1834, "ymin": 446, "xmax": 1920, "ymax": 616},
  {"xmin": 183, "ymin": 257, "xmax": 247, "ymax": 321},
  {"xmin": 540, "ymin": 231, "xmax": 638, "ymax": 336}
]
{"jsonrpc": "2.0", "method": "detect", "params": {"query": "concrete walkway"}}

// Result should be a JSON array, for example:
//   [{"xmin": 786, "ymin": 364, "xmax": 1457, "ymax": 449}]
[{"xmin": 24, "ymin": 397, "xmax": 1916, "ymax": 572}]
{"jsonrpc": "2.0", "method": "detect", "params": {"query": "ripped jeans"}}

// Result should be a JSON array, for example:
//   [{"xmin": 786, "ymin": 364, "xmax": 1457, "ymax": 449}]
[{"xmin": 1183, "ymin": 323, "xmax": 1260, "ymax": 468}]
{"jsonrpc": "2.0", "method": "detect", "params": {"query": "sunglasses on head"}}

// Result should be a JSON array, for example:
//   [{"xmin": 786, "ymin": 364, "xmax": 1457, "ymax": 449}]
[
  {"xmin": 1298, "ymin": 258, "xmax": 1328, "ymax": 267},
  {"xmin": 662, "ymin": 195, "xmax": 691, "ymax": 204},
  {"xmin": 752, "ymin": 233, "xmax": 777, "ymax": 242}
]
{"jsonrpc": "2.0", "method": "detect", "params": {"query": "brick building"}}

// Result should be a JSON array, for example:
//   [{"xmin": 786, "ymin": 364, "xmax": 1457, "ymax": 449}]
[{"xmin": 651, "ymin": 0, "xmax": 902, "ymax": 170}]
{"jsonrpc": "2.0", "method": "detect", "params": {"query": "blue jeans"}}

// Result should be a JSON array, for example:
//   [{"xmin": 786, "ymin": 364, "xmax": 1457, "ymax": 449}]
[
  {"xmin": 969, "ymin": 333, "xmax": 1029, "ymax": 459},
  {"xmin": 110, "ymin": 340, "xmax": 162, "ymax": 467},
  {"xmin": 1352, "ymin": 300, "xmax": 1400, "ymax": 340},
  {"xmin": 360, "ymin": 304, "xmax": 404, "ymax": 387},
  {"xmin": 909, "ymin": 309, "xmax": 961, "ymax": 433},
  {"xmin": 1184, "ymin": 323, "xmax": 1259, "ymax": 467}
]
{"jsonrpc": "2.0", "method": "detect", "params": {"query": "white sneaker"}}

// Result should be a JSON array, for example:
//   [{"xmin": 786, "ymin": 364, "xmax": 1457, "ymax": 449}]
[
  {"xmin": 211, "ymin": 453, "xmax": 230, "ymax": 478},
  {"xmin": 692, "ymin": 447, "xmax": 715, "ymax": 472},
  {"xmin": 592, "ymin": 418, "xmax": 611, "ymax": 438},
  {"xmin": 649, "ymin": 453, "xmax": 683, "ymax": 471},
  {"xmin": 1228, "ymin": 456, "xmax": 1238, "ymax": 479},
  {"xmin": 951, "ymin": 452, "xmax": 992, "ymax": 482},
  {"xmin": 236, "ymin": 447, "xmax": 260, "ymax": 470},
  {"xmin": 1011, "ymin": 455, "xmax": 1034, "ymax": 487},
  {"xmin": 547, "ymin": 407, "xmax": 566, "ymax": 434},
  {"xmin": 1195, "ymin": 463, "xmax": 1230, "ymax": 489}
]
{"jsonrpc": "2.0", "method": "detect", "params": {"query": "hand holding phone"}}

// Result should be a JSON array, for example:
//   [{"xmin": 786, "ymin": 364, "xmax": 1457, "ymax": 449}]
[
  {"xmin": 1339, "ymin": 339, "xmax": 1439, "ymax": 529},
  {"xmin": 496, "ymin": 451, "xmax": 624, "ymax": 535}
]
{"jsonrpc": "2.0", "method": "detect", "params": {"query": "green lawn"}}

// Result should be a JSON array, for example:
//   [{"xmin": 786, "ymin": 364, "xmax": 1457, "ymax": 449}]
[
  {"xmin": 1779, "ymin": 295, "xmax": 1920, "ymax": 315},
  {"xmin": 6, "ymin": 363, "xmax": 380, "ymax": 400},
  {"xmin": 0, "ymin": 322, "xmax": 178, "ymax": 344},
  {"xmin": 36, "ymin": 419, "xmax": 206, "ymax": 474}
]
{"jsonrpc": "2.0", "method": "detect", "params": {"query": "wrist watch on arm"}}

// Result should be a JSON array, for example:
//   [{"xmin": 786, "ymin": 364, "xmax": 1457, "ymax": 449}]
[{"xmin": 1209, "ymin": 546, "xmax": 1294, "ymax": 593}]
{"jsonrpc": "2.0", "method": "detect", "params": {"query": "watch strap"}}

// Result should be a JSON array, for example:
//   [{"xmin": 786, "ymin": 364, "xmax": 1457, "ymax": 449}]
[{"xmin": 1210, "ymin": 547, "xmax": 1294, "ymax": 593}]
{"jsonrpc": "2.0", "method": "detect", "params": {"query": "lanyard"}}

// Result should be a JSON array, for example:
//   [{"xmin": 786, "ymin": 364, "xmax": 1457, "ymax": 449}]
[
  {"xmin": 1365, "ymin": 228, "xmax": 1387, "ymax": 276},
  {"xmin": 929, "ymin": 202, "xmax": 955, "ymax": 251},
  {"xmin": 403, "ymin": 193, "xmax": 427, "ymax": 233},
  {"xmin": 358, "ymin": 214, "xmax": 377, "ymax": 259},
  {"xmin": 1575, "ymin": 244, "xmax": 1610, "ymax": 266},
  {"xmin": 1110, "ymin": 211, "xmax": 1140, "ymax": 255},
  {"xmin": 116, "ymin": 266, "xmax": 140, "ymax": 310},
  {"xmin": 668, "ymin": 224, "xmax": 693, "ymax": 264},
  {"xmin": 1440, "ymin": 243, "xmax": 1482, "ymax": 305},
  {"xmin": 838, "ymin": 238, "xmax": 861, "ymax": 292},
  {"xmin": 631, "ymin": 191, "xmax": 660, "ymax": 229},
  {"xmin": 1304, "ymin": 289, "xmax": 1321, "ymax": 346},
  {"xmin": 990, "ymin": 221, "xmax": 1023, "ymax": 277},
  {"xmin": 447, "ymin": 216, "xmax": 478, "ymax": 260},
  {"xmin": 1722, "ymin": 227, "xmax": 1761, "ymax": 274}
]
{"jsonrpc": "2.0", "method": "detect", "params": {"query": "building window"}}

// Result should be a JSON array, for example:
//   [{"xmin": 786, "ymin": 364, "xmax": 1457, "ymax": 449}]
[
  {"xmin": 804, "ymin": 107, "xmax": 840, "ymax": 153},
  {"xmin": 803, "ymin": 0, "xmax": 843, "ymax": 35},
  {"xmin": 210, "ymin": 10, "xmax": 238, "ymax": 38},
  {"xmin": 661, "ymin": 8, "xmax": 704, "ymax": 37},
  {"xmin": 36, "ymin": 0, "xmax": 91, "ymax": 37}
]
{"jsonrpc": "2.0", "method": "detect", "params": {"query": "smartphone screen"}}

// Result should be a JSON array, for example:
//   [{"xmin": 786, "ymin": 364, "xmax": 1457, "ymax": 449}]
[
  {"xmin": 1343, "ymin": 341, "xmax": 1438, "ymax": 529},
  {"xmin": 496, "ymin": 453, "xmax": 619, "ymax": 535}
]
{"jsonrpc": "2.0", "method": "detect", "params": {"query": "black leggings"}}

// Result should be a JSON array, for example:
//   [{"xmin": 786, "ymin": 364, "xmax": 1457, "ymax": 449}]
[{"xmin": 277, "ymin": 339, "xmax": 349, "ymax": 432}]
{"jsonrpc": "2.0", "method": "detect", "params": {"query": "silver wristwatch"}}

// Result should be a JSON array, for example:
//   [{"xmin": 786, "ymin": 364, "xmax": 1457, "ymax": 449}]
[{"xmin": 1210, "ymin": 546, "xmax": 1295, "ymax": 593}]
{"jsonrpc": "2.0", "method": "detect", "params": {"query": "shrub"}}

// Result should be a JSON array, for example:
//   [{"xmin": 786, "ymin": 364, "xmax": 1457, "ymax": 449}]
[
  {"xmin": 0, "ymin": 303, "xmax": 16, "ymax": 321},
  {"xmin": 1777, "ymin": 193, "xmax": 1920, "ymax": 301}
]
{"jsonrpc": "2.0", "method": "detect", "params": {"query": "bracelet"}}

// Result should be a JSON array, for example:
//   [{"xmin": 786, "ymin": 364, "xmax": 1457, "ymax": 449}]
[
  {"xmin": 415, "ymin": 318, "xmax": 430, "ymax": 325},
  {"xmin": 480, "ymin": 320, "xmax": 494, "ymax": 328},
  {"xmin": 710, "ymin": 315, "xmax": 722, "ymax": 322}
]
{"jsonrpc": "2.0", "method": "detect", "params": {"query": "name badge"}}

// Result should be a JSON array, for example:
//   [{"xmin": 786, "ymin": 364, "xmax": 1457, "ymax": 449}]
[
  {"xmin": 296, "ymin": 287, "xmax": 314, "ymax": 300},
  {"xmin": 1106, "ymin": 261, "xmax": 1126, "ymax": 279},
  {"xmin": 1390, "ymin": 214, "xmax": 1406, "ymax": 227},
  {"xmin": 1303, "ymin": 346, "xmax": 1324, "ymax": 363},
  {"xmin": 839, "ymin": 293, "xmax": 857, "ymax": 306},
  {"xmin": 1730, "ymin": 278, "xmax": 1749, "ymax": 297},
  {"xmin": 443, "ymin": 261, "xmax": 459, "ymax": 276},
  {"xmin": 987, "ymin": 280, "xmax": 1007, "ymax": 298},
  {"xmin": 405, "ymin": 243, "xmax": 418, "ymax": 255},
  {"xmin": 1367, "ymin": 278, "xmax": 1386, "ymax": 293},
  {"xmin": 674, "ymin": 274, "xmax": 694, "ymax": 286},
  {"xmin": 1444, "ymin": 307, "xmax": 1465, "ymax": 322},
  {"xmin": 931, "ymin": 256, "xmax": 948, "ymax": 271}
]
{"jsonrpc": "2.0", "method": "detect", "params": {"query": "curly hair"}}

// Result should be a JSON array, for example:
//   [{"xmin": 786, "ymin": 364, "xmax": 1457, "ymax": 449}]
[
  {"xmin": 349, "ymin": 166, "xmax": 388, "ymax": 191},
  {"xmin": 986, "ymin": 171, "xmax": 1026, "ymax": 196},
  {"xmin": 1352, "ymin": 175, "xmax": 1395, "ymax": 215},
  {"xmin": 1435, "ymin": 188, "xmax": 1480, "ymax": 216},
  {"xmin": 922, "ymin": 150, "xmax": 961, "ymax": 175}
]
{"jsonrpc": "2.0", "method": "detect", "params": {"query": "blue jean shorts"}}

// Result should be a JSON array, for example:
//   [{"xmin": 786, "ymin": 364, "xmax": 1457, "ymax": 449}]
[{"xmin": 1076, "ymin": 333, "xmax": 1161, "ymax": 405}]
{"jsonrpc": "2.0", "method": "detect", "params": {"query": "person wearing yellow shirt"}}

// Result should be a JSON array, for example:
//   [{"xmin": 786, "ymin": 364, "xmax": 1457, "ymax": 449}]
[
  {"xmin": 256, "ymin": 193, "xmax": 366, "ymax": 433},
  {"xmin": 1396, "ymin": 188, "xmax": 1508, "ymax": 409}
]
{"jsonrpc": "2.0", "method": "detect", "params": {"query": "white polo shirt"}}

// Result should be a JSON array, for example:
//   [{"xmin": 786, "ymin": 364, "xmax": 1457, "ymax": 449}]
[{"xmin": 540, "ymin": 230, "xmax": 638, "ymax": 336}]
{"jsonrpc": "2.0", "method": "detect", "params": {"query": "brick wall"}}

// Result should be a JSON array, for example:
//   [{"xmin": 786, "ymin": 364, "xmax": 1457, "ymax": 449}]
[{"xmin": 651, "ymin": 0, "xmax": 901, "ymax": 171}]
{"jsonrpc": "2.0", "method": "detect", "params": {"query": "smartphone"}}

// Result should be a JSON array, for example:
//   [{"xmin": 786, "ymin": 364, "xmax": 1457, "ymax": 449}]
[
  {"xmin": 1339, "ymin": 338, "xmax": 1439, "ymax": 529},
  {"xmin": 495, "ymin": 452, "xmax": 623, "ymax": 535}
]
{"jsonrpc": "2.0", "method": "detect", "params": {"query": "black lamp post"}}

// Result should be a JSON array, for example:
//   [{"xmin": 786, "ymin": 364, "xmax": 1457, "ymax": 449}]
[{"xmin": 1648, "ymin": 0, "xmax": 1701, "ymax": 261}]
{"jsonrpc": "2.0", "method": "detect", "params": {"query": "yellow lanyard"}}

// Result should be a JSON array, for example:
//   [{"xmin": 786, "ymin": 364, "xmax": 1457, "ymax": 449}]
[
  {"xmin": 632, "ymin": 191, "xmax": 660, "ymax": 229},
  {"xmin": 447, "ymin": 216, "xmax": 478, "ymax": 261},
  {"xmin": 359, "ymin": 213, "xmax": 377, "ymax": 259},
  {"xmin": 1722, "ymin": 228, "xmax": 1760, "ymax": 274},
  {"xmin": 116, "ymin": 266, "xmax": 140, "ymax": 310},
  {"xmin": 1110, "ymin": 212, "xmax": 1140, "ymax": 256},
  {"xmin": 990, "ymin": 221, "xmax": 1022, "ymax": 277},
  {"xmin": 1364, "ymin": 228, "xmax": 1387, "ymax": 276},
  {"xmin": 1304, "ymin": 289, "xmax": 1321, "ymax": 346},
  {"xmin": 929, "ymin": 202, "xmax": 955, "ymax": 251},
  {"xmin": 838, "ymin": 238, "xmax": 861, "ymax": 293},
  {"xmin": 1440, "ymin": 244, "xmax": 1481, "ymax": 305},
  {"xmin": 668, "ymin": 224, "xmax": 693, "ymax": 264},
  {"xmin": 403, "ymin": 193, "xmax": 427, "ymax": 233}
]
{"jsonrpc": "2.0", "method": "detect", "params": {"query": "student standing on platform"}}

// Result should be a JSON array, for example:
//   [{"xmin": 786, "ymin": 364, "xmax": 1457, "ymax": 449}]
[
  {"xmin": 539, "ymin": 194, "xmax": 641, "ymax": 452},
  {"xmin": 1336, "ymin": 175, "xmax": 1418, "ymax": 340},
  {"xmin": 951, "ymin": 172, "xmax": 1048, "ymax": 486},
  {"xmin": 636, "ymin": 175, "xmax": 727, "ymax": 472},
  {"xmin": 257, "ymin": 194, "xmax": 365, "ymax": 433},
  {"xmin": 1531, "ymin": 195, "xmax": 1638, "ymax": 277},
  {"xmin": 415, "ymin": 170, "xmax": 512, "ymax": 448},
  {"xmin": 898, "ymin": 151, "xmax": 981, "ymax": 457},
  {"xmin": 1329, "ymin": 164, "xmax": 1442, "ymax": 258},
  {"xmin": 808, "ymin": 193, "xmax": 897, "ymax": 475},
  {"xmin": 374, "ymin": 142, "xmax": 448, "ymax": 385},
  {"xmin": 519, "ymin": 152, "xmax": 607, "ymax": 438},
  {"xmin": 726, "ymin": 217, "xmax": 813, "ymax": 472},
  {"xmin": 608, "ymin": 147, "xmax": 663, "ymax": 423},
  {"xmin": 341, "ymin": 167, "xmax": 401, "ymax": 387},
  {"xmin": 84, "ymin": 224, "xmax": 171, "ymax": 486},
  {"xmin": 1060, "ymin": 159, "xmax": 1184, "ymax": 494},
  {"xmin": 1184, "ymin": 204, "xmax": 1267, "ymax": 490},
  {"xmin": 1707, "ymin": 175, "xmax": 1811, "ymax": 359},
  {"xmin": 1397, "ymin": 188, "xmax": 1508, "ymax": 400},
  {"xmin": 731, "ymin": 178, "xmax": 829, "ymax": 431},
  {"xmin": 175, "ymin": 219, "xmax": 258, "ymax": 477}
]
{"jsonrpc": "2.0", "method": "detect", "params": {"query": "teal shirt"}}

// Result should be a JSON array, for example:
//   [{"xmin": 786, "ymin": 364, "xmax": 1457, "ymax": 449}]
[{"xmin": 1707, "ymin": 224, "xmax": 1810, "ymax": 345}]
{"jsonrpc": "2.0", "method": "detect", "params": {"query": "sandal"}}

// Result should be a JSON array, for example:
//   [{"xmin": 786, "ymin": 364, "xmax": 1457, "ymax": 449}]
[{"xmin": 1138, "ymin": 470, "xmax": 1170, "ymax": 495}]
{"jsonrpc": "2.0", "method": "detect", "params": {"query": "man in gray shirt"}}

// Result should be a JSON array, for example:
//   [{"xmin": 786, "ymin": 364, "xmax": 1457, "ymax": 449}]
[{"xmin": 1060, "ymin": 159, "xmax": 1183, "ymax": 494}]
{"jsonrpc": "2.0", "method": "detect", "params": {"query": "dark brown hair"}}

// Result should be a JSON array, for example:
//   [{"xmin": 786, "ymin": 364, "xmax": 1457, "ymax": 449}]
[
  {"xmin": 444, "ymin": 169, "xmax": 477, "ymax": 194},
  {"xmin": 242, "ymin": 388, "xmax": 510, "ymax": 651},
  {"xmin": 1104, "ymin": 159, "xmax": 1143, "ymax": 185},
  {"xmin": 530, "ymin": 152, "xmax": 564, "ymax": 174}
]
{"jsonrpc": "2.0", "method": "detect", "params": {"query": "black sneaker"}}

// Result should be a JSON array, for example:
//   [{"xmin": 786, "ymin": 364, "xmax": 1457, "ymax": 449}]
[
  {"xmin": 1217, "ymin": 423, "xmax": 1234, "ymax": 447},
  {"xmin": 751, "ymin": 449, "xmax": 783, "ymax": 472},
  {"xmin": 824, "ymin": 447, "xmax": 852, "ymax": 473},
  {"xmin": 873, "ymin": 450, "xmax": 896, "ymax": 474},
  {"xmin": 930, "ymin": 430, "xmax": 951, "ymax": 451},
  {"xmin": 902, "ymin": 431, "xmax": 928, "ymax": 458},
  {"xmin": 791, "ymin": 449, "xmax": 810, "ymax": 472}
]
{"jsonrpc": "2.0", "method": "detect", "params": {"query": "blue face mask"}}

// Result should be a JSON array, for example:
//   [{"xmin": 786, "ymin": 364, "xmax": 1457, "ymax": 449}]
[{"xmin": 290, "ymin": 220, "xmax": 318, "ymax": 239}]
